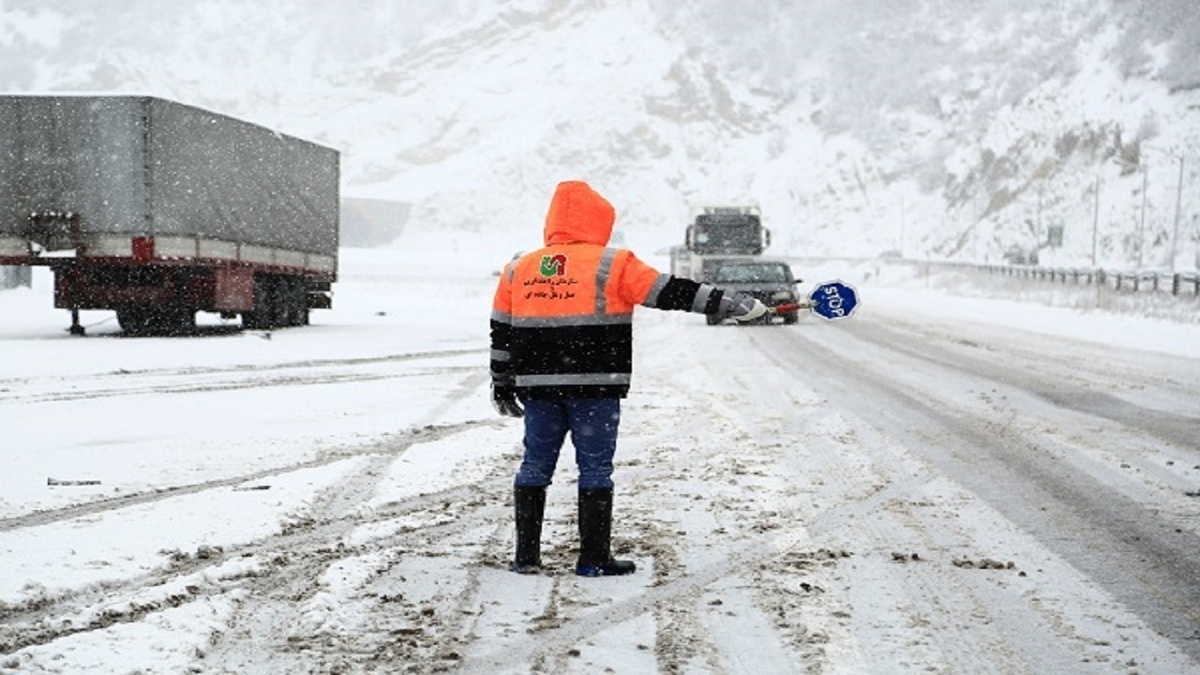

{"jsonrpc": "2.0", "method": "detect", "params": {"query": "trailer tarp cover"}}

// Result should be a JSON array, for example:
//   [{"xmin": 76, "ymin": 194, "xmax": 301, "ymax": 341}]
[{"xmin": 0, "ymin": 96, "xmax": 338, "ymax": 257}]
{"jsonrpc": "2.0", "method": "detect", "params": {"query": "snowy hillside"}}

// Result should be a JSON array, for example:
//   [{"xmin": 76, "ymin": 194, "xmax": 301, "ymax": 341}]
[{"xmin": 1, "ymin": 0, "xmax": 1197, "ymax": 265}]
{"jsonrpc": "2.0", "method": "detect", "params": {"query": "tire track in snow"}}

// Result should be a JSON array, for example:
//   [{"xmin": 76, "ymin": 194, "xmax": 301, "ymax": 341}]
[
  {"xmin": 191, "ymin": 368, "xmax": 507, "ymax": 673},
  {"xmin": 457, "ymin": 524, "xmax": 815, "ymax": 673},
  {"xmin": 0, "ymin": 348, "xmax": 483, "ymax": 405},
  {"xmin": 0, "ymin": 362, "xmax": 492, "ymax": 533},
  {"xmin": 843, "ymin": 317, "xmax": 1200, "ymax": 450},
  {"xmin": 0, "ymin": 366, "xmax": 501, "ymax": 658},
  {"xmin": 751, "ymin": 315, "xmax": 1200, "ymax": 664},
  {"xmin": 0, "ymin": 430, "xmax": 513, "ymax": 659},
  {"xmin": 427, "ymin": 324, "xmax": 844, "ymax": 673},
  {"xmin": 0, "ymin": 417, "xmax": 500, "ymax": 534}
]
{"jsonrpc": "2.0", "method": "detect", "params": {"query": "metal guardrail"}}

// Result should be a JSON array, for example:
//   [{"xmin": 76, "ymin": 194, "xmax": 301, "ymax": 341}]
[
  {"xmin": 781, "ymin": 255, "xmax": 1200, "ymax": 298},
  {"xmin": 779, "ymin": 255, "xmax": 1198, "ymax": 323},
  {"xmin": 967, "ymin": 264, "xmax": 1200, "ymax": 297}
]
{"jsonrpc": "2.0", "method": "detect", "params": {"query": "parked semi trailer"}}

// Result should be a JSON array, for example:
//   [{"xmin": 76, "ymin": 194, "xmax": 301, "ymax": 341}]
[{"xmin": 0, "ymin": 95, "xmax": 339, "ymax": 335}]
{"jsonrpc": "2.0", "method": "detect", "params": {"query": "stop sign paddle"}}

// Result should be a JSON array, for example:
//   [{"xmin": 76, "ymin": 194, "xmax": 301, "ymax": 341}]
[{"xmin": 809, "ymin": 280, "xmax": 859, "ymax": 321}]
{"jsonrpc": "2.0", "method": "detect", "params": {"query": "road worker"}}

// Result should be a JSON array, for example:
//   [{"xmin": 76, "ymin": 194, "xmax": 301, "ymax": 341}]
[{"xmin": 489, "ymin": 180, "xmax": 767, "ymax": 576}]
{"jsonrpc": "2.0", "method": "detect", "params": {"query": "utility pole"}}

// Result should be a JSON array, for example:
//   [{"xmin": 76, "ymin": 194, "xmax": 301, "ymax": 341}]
[
  {"xmin": 972, "ymin": 192, "xmax": 980, "ymax": 262},
  {"xmin": 1138, "ymin": 166, "xmax": 1148, "ymax": 269},
  {"xmin": 1170, "ymin": 155, "xmax": 1184, "ymax": 271},
  {"xmin": 1092, "ymin": 175, "xmax": 1101, "ymax": 268},
  {"xmin": 1144, "ymin": 144, "xmax": 1187, "ymax": 271},
  {"xmin": 1036, "ymin": 184, "xmax": 1043, "ymax": 264}
]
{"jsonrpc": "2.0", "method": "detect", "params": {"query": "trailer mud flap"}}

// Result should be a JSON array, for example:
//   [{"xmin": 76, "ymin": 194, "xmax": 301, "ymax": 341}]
[
  {"xmin": 307, "ymin": 280, "xmax": 332, "ymax": 309},
  {"xmin": 214, "ymin": 267, "xmax": 254, "ymax": 312},
  {"xmin": 307, "ymin": 292, "xmax": 333, "ymax": 309}
]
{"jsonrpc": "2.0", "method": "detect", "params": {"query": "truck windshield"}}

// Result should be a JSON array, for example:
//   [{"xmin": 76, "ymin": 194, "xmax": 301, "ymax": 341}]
[{"xmin": 691, "ymin": 215, "xmax": 765, "ymax": 255}]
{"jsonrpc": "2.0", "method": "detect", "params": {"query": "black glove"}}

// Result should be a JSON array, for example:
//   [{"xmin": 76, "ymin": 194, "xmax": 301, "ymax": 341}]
[{"xmin": 491, "ymin": 384, "xmax": 524, "ymax": 418}]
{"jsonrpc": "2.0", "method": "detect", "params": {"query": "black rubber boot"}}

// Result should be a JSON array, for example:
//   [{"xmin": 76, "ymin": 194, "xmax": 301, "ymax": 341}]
[
  {"xmin": 510, "ymin": 486, "xmax": 546, "ymax": 574},
  {"xmin": 575, "ymin": 488, "xmax": 636, "ymax": 577}
]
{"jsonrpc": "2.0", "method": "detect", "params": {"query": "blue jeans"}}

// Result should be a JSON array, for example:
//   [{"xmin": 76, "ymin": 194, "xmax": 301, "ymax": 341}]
[{"xmin": 515, "ymin": 398, "xmax": 621, "ymax": 490}]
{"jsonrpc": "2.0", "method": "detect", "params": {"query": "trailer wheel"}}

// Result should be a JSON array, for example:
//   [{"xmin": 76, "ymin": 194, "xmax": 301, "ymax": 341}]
[
  {"xmin": 117, "ymin": 308, "xmax": 147, "ymax": 335},
  {"xmin": 280, "ymin": 277, "xmax": 309, "ymax": 327},
  {"xmin": 244, "ymin": 275, "xmax": 309, "ymax": 330},
  {"xmin": 243, "ymin": 276, "xmax": 276, "ymax": 330}
]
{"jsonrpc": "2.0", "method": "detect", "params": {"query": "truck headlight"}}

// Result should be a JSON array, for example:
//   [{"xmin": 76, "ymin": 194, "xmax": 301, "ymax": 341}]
[{"xmin": 772, "ymin": 291, "xmax": 795, "ymax": 301}]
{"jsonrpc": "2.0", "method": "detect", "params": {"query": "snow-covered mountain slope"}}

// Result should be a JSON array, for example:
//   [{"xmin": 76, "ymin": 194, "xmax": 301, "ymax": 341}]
[{"xmin": 1, "ymin": 0, "xmax": 1197, "ymax": 265}]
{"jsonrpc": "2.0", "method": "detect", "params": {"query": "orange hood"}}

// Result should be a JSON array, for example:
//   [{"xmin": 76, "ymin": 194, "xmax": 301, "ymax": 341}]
[{"xmin": 543, "ymin": 180, "xmax": 615, "ymax": 246}]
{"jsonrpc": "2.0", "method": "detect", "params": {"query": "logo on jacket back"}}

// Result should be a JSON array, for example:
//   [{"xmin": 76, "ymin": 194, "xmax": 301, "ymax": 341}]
[{"xmin": 539, "ymin": 254, "xmax": 567, "ymax": 277}]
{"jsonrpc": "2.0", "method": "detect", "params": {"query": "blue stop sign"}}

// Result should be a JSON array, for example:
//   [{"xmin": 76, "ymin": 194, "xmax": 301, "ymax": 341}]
[{"xmin": 809, "ymin": 280, "xmax": 859, "ymax": 320}]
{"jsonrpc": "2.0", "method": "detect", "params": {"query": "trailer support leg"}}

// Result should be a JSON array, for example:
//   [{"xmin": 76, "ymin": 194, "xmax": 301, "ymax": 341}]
[{"xmin": 68, "ymin": 307, "xmax": 86, "ymax": 336}]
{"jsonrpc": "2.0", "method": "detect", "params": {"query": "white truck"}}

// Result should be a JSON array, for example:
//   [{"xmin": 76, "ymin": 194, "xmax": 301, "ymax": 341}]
[{"xmin": 670, "ymin": 205, "xmax": 770, "ymax": 281}]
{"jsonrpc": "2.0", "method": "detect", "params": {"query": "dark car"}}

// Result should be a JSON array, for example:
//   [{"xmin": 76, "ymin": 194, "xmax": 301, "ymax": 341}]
[{"xmin": 700, "ymin": 256, "xmax": 802, "ymax": 325}]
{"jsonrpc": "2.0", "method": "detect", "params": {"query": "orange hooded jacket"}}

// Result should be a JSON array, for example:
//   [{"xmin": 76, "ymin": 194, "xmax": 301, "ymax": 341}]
[{"xmin": 491, "ymin": 181, "xmax": 723, "ymax": 399}]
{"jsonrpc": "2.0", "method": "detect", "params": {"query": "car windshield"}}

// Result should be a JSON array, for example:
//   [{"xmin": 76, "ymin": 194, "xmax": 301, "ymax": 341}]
[{"xmin": 712, "ymin": 263, "xmax": 791, "ymax": 283}]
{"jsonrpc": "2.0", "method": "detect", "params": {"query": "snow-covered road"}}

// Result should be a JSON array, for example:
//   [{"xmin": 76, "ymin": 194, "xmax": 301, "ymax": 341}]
[
  {"xmin": 729, "ymin": 296, "xmax": 1200, "ymax": 670},
  {"xmin": 1, "ymin": 243, "xmax": 1198, "ymax": 673}
]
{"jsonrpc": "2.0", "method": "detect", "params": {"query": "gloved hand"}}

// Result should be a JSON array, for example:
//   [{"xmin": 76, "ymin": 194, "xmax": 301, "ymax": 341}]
[
  {"xmin": 723, "ymin": 292, "xmax": 768, "ymax": 322},
  {"xmin": 491, "ymin": 384, "xmax": 524, "ymax": 418}
]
